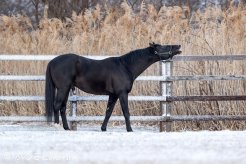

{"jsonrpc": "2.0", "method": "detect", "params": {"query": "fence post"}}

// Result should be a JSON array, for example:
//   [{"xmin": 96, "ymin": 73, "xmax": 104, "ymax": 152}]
[
  {"xmin": 160, "ymin": 60, "xmax": 173, "ymax": 132},
  {"xmin": 70, "ymin": 88, "xmax": 77, "ymax": 130}
]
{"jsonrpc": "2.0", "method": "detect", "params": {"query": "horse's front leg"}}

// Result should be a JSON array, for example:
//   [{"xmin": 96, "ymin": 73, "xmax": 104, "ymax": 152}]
[
  {"xmin": 101, "ymin": 94, "xmax": 118, "ymax": 131},
  {"xmin": 119, "ymin": 92, "xmax": 133, "ymax": 132}
]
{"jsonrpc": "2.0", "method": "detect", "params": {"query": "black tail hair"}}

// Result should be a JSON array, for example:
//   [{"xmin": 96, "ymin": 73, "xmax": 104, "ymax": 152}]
[{"xmin": 45, "ymin": 63, "xmax": 55, "ymax": 122}]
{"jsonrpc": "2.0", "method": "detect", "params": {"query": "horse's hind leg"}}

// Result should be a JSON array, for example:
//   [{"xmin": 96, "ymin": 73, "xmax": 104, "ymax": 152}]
[
  {"xmin": 60, "ymin": 91, "xmax": 70, "ymax": 130},
  {"xmin": 60, "ymin": 104, "xmax": 69, "ymax": 130},
  {"xmin": 54, "ymin": 87, "xmax": 70, "ymax": 130},
  {"xmin": 101, "ymin": 94, "xmax": 118, "ymax": 131}
]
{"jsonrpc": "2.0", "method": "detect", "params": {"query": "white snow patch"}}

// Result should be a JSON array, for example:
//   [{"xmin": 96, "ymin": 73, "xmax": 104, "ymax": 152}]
[{"xmin": 0, "ymin": 123, "xmax": 245, "ymax": 164}]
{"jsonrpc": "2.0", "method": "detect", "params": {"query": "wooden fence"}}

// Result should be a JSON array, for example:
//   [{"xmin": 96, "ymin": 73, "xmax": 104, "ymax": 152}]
[{"xmin": 0, "ymin": 55, "xmax": 246, "ymax": 132}]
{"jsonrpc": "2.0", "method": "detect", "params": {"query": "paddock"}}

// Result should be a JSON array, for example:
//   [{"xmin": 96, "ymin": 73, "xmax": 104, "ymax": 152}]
[
  {"xmin": 1, "ymin": 55, "xmax": 246, "ymax": 131},
  {"xmin": 1, "ymin": 55, "xmax": 246, "ymax": 163},
  {"xmin": 0, "ymin": 123, "xmax": 246, "ymax": 163}
]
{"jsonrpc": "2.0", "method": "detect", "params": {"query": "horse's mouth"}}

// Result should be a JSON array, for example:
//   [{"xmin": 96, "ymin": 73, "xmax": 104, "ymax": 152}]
[
  {"xmin": 170, "ymin": 50, "xmax": 181, "ymax": 59},
  {"xmin": 173, "ymin": 50, "xmax": 182, "ymax": 55},
  {"xmin": 176, "ymin": 50, "xmax": 182, "ymax": 54}
]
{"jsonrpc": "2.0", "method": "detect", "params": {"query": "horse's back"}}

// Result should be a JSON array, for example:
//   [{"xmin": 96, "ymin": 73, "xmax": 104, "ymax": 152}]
[{"xmin": 49, "ymin": 53, "xmax": 79, "ymax": 65}]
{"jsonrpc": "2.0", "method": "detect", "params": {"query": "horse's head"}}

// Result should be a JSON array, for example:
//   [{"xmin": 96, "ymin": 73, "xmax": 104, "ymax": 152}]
[{"xmin": 149, "ymin": 42, "xmax": 181, "ymax": 60}]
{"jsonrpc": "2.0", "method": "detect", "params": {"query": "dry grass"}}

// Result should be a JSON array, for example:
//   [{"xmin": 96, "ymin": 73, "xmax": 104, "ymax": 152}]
[{"xmin": 0, "ymin": 2, "xmax": 246, "ymax": 131}]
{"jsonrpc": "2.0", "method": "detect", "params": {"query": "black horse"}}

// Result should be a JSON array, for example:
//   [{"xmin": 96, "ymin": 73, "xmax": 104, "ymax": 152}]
[{"xmin": 45, "ymin": 43, "xmax": 181, "ymax": 132}]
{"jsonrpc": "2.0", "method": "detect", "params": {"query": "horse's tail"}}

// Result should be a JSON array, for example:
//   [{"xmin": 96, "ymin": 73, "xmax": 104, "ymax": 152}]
[{"xmin": 45, "ymin": 63, "xmax": 55, "ymax": 122}]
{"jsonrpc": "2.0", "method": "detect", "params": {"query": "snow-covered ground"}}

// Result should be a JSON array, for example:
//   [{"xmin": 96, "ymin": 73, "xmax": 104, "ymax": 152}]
[{"xmin": 0, "ymin": 123, "xmax": 246, "ymax": 164}]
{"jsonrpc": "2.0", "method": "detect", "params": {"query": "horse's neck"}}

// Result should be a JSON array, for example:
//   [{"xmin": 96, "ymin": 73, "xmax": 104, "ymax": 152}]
[{"xmin": 121, "ymin": 48, "xmax": 158, "ymax": 80}]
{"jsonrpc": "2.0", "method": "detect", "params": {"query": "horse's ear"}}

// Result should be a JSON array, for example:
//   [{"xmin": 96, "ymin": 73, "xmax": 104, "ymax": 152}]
[{"xmin": 149, "ymin": 42, "xmax": 156, "ymax": 48}]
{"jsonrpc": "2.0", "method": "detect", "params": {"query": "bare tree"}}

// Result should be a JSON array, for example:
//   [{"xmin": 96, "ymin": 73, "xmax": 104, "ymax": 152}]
[
  {"xmin": 43, "ymin": 0, "xmax": 99, "ymax": 20},
  {"xmin": 44, "ymin": 0, "xmax": 69, "ymax": 20},
  {"xmin": 31, "ymin": 0, "xmax": 40, "ymax": 25},
  {"xmin": 1, "ymin": 0, "xmax": 242, "ymax": 26}
]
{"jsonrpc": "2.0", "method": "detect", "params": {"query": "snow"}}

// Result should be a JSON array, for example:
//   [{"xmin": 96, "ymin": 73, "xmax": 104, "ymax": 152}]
[{"xmin": 0, "ymin": 123, "xmax": 246, "ymax": 164}]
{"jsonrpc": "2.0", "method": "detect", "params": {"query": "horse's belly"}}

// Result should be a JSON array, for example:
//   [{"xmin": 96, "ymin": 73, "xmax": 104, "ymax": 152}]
[{"xmin": 75, "ymin": 80, "xmax": 110, "ymax": 95}]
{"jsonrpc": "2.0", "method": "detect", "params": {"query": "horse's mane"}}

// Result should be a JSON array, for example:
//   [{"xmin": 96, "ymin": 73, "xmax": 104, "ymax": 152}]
[{"xmin": 119, "ymin": 47, "xmax": 152, "ymax": 64}]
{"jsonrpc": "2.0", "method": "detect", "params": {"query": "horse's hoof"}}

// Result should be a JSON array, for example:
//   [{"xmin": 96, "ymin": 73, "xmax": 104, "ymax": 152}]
[
  {"xmin": 101, "ymin": 127, "xmax": 107, "ymax": 132},
  {"xmin": 64, "ymin": 127, "xmax": 70, "ymax": 130},
  {"xmin": 127, "ymin": 128, "xmax": 133, "ymax": 132}
]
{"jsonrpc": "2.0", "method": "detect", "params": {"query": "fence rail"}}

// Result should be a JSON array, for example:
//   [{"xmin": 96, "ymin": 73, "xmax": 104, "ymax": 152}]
[
  {"xmin": 0, "ymin": 95, "xmax": 167, "ymax": 101},
  {"xmin": 1, "ymin": 54, "xmax": 246, "ymax": 61},
  {"xmin": 2, "ymin": 95, "xmax": 246, "ymax": 102},
  {"xmin": 2, "ymin": 75, "xmax": 246, "ymax": 81},
  {"xmin": 1, "ymin": 115, "xmax": 246, "ymax": 122},
  {"xmin": 1, "ymin": 54, "xmax": 246, "ymax": 131}
]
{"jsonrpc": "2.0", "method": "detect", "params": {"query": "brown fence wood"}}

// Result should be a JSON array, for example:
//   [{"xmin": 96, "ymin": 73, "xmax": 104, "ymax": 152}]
[
  {"xmin": 170, "ymin": 115, "xmax": 246, "ymax": 121},
  {"xmin": 167, "ymin": 96, "xmax": 246, "ymax": 102},
  {"xmin": 173, "ymin": 55, "xmax": 246, "ymax": 61},
  {"xmin": 168, "ymin": 75, "xmax": 246, "ymax": 81},
  {"xmin": 1, "ymin": 115, "xmax": 245, "ymax": 122}
]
